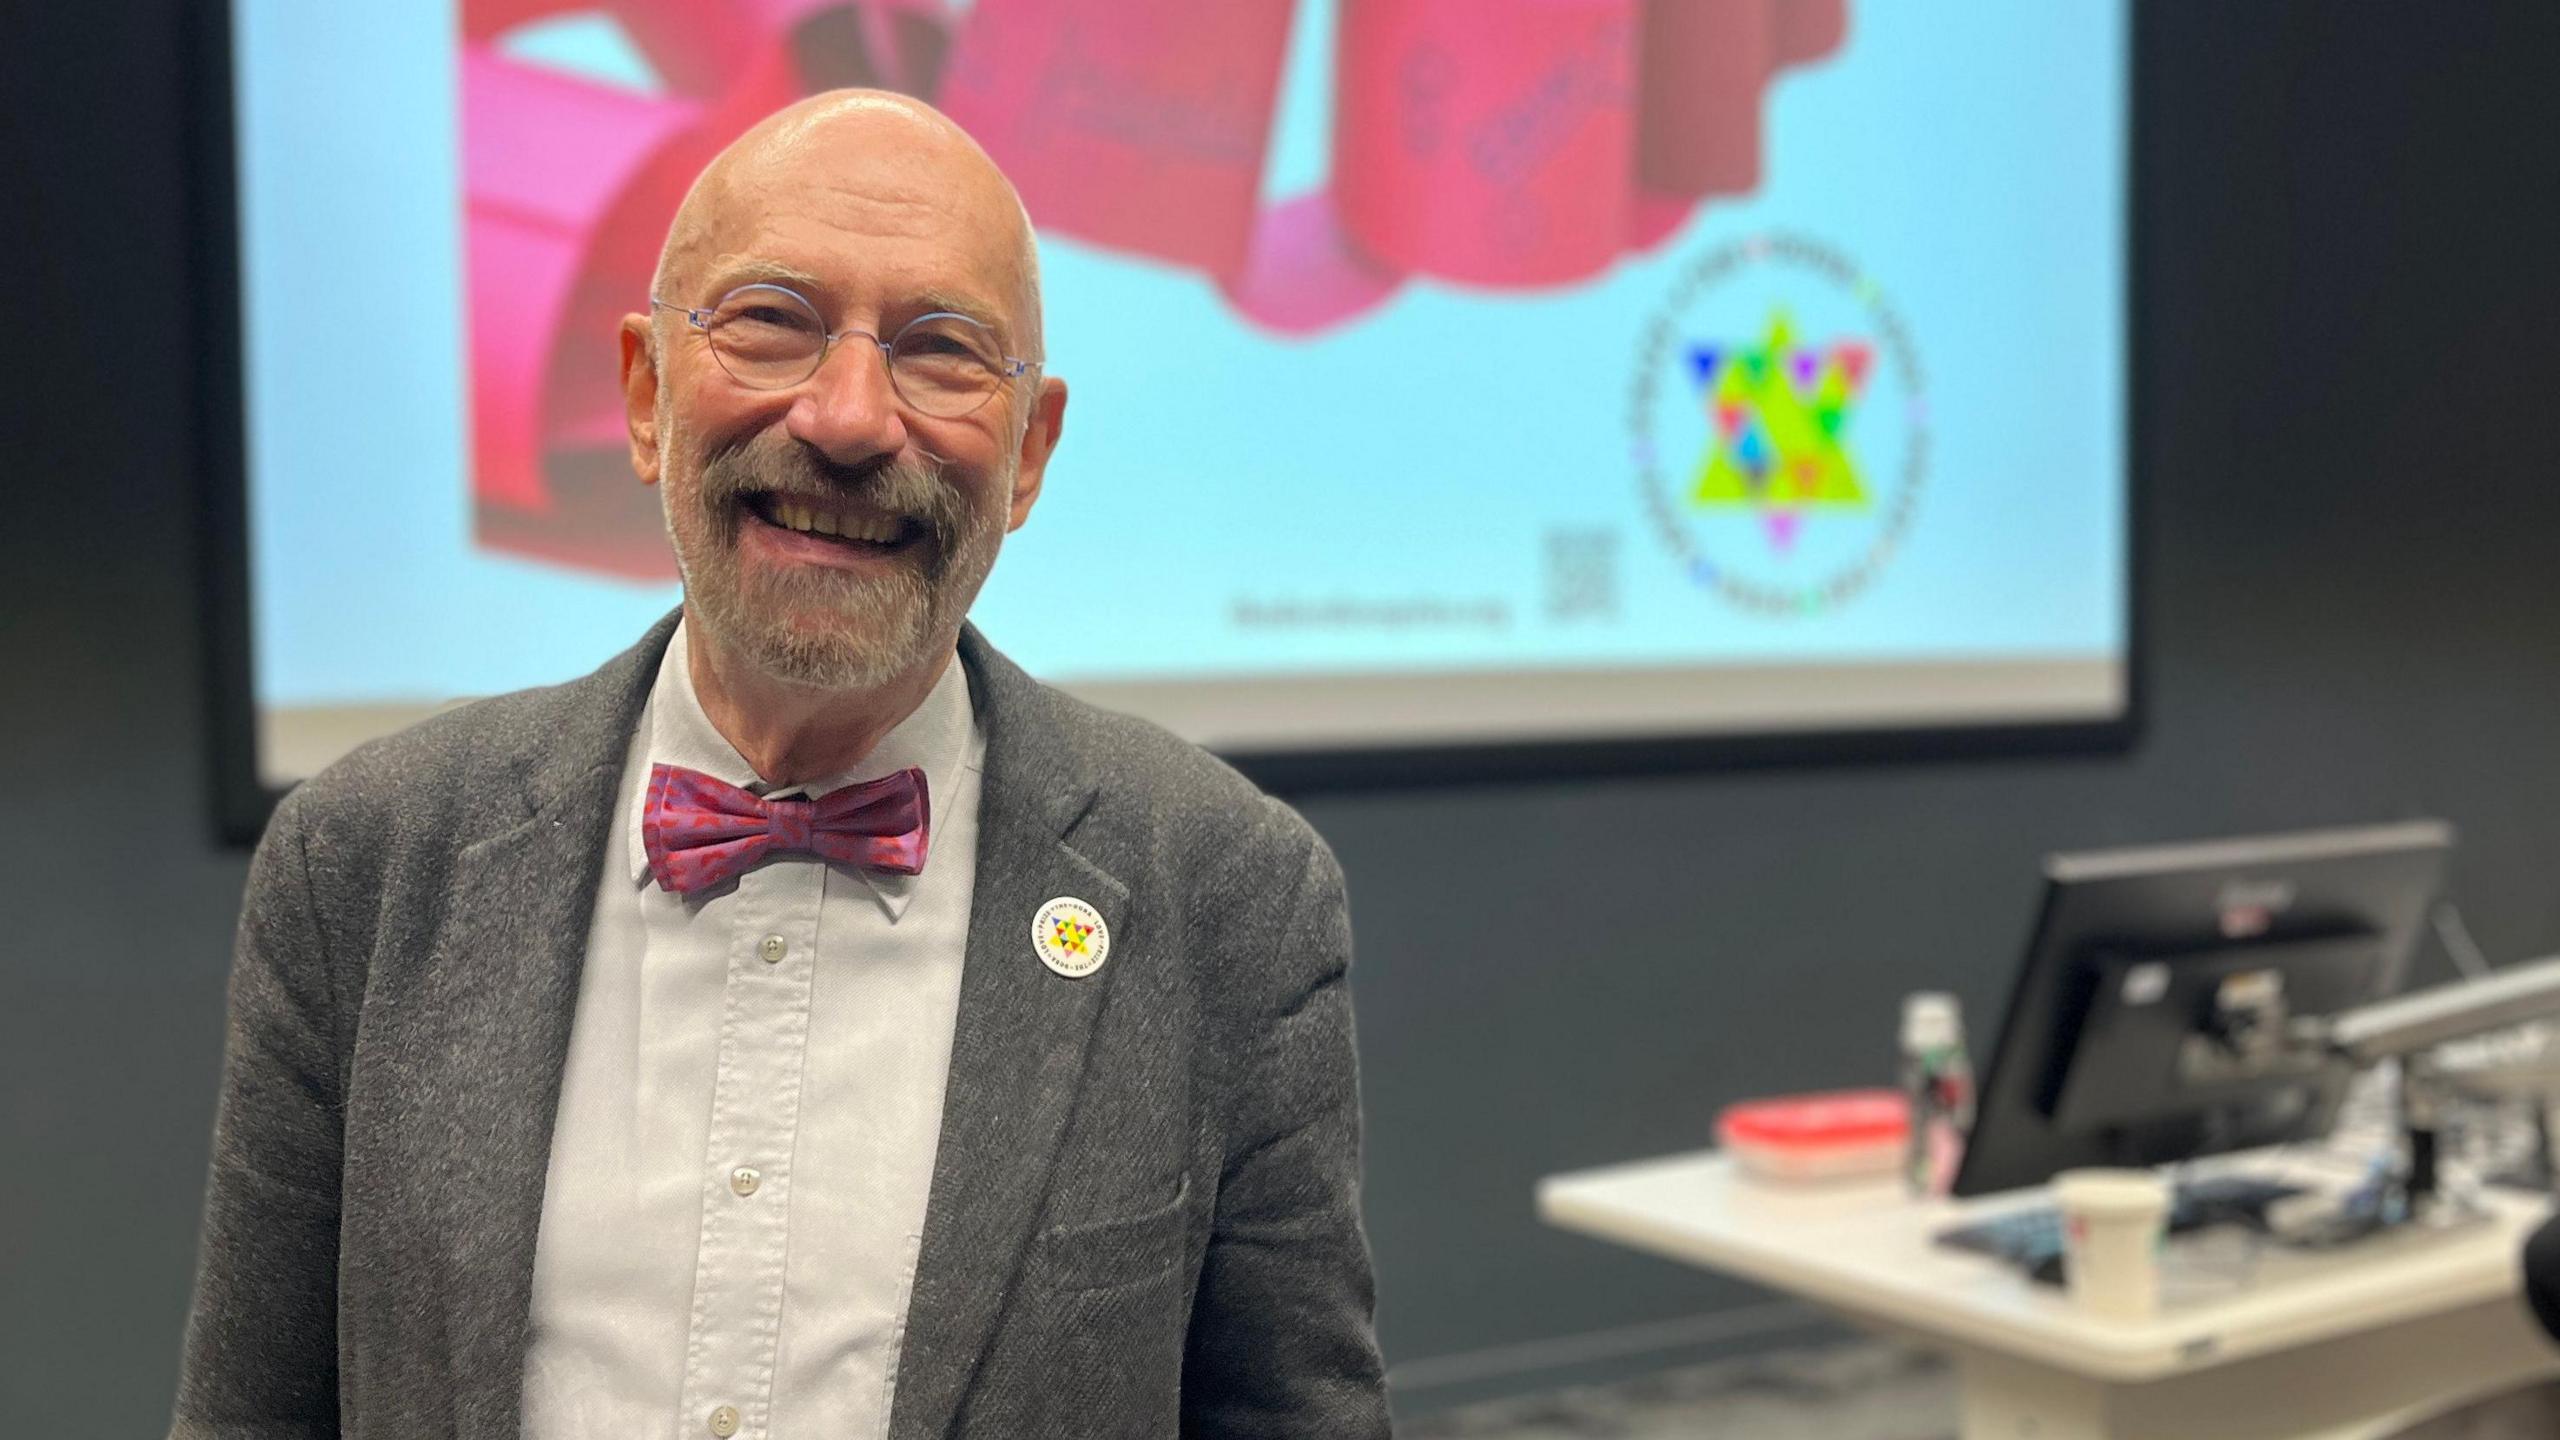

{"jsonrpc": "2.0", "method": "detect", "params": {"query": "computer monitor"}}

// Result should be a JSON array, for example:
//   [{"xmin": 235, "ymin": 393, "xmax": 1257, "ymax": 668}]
[{"xmin": 1949, "ymin": 821, "xmax": 2454, "ymax": 1198}]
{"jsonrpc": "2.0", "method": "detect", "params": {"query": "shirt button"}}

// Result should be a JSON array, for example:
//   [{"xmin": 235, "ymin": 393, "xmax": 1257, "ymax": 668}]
[
  {"xmin": 758, "ymin": 934, "xmax": 787, "ymax": 964},
  {"xmin": 708, "ymin": 1404, "xmax": 741, "ymax": 1437},
  {"xmin": 730, "ymin": 1166, "xmax": 762, "ymax": 1197}
]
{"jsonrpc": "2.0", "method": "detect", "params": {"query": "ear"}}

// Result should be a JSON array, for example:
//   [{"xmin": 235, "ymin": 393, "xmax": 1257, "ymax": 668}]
[
  {"xmin": 619, "ymin": 313, "xmax": 663, "ymax": 487},
  {"xmin": 1005, "ymin": 375, "xmax": 1067, "ymax": 532}
]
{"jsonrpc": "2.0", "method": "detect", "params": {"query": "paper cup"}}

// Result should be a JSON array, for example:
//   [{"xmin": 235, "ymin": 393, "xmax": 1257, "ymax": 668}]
[{"xmin": 2053, "ymin": 1168, "xmax": 2171, "ymax": 1322}]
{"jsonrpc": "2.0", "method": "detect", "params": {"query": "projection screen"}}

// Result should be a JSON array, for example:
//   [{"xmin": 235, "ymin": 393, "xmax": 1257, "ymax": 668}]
[{"xmin": 216, "ymin": 0, "xmax": 2131, "ymax": 797}]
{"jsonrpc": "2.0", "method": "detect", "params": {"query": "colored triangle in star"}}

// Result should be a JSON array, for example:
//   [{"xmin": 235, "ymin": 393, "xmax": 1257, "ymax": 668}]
[
  {"xmin": 1737, "ymin": 426, "xmax": 1771, "ymax": 472},
  {"xmin": 1762, "ymin": 511, "xmax": 1804, "ymax": 551},
  {"xmin": 1836, "ymin": 342, "xmax": 1874, "ymax": 394},
  {"xmin": 1687, "ymin": 345, "xmax": 1724, "ymax": 390}
]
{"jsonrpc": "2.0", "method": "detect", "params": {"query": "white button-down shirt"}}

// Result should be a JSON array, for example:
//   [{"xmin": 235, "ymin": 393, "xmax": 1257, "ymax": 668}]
[{"xmin": 522, "ymin": 621, "xmax": 985, "ymax": 1440}]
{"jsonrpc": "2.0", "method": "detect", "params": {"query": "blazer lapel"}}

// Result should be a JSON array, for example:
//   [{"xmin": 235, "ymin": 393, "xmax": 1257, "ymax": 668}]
[
  {"xmin": 413, "ymin": 770, "xmax": 624, "ymax": 1430},
  {"xmin": 364, "ymin": 611, "xmax": 676, "ymax": 1432},
  {"xmin": 891, "ymin": 629, "xmax": 1126, "ymax": 1440}
]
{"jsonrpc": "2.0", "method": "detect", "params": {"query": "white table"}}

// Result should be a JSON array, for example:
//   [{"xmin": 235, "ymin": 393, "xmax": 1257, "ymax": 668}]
[{"xmin": 1537, "ymin": 1150, "xmax": 2560, "ymax": 1439}]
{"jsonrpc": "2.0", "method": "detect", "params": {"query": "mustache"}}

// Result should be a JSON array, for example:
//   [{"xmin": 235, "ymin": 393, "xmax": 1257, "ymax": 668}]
[{"xmin": 698, "ymin": 435, "xmax": 959, "ymax": 535}]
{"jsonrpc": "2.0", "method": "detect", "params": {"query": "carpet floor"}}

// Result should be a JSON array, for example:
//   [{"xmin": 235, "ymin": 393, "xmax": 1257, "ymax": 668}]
[{"xmin": 1401, "ymin": 1340, "xmax": 2560, "ymax": 1439}]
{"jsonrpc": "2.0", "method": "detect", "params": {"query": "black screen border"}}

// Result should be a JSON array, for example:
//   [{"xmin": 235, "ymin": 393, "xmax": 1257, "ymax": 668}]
[{"xmin": 195, "ymin": 2, "xmax": 2146, "ymax": 846}]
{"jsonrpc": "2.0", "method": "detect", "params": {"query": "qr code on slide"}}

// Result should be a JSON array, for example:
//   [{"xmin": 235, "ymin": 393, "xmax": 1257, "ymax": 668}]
[{"xmin": 1543, "ymin": 528, "xmax": 1620, "ymax": 621}]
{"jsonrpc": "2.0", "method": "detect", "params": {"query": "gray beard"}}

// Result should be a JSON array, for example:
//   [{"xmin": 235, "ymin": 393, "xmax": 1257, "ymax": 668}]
[
  {"xmin": 659, "ymin": 422, "xmax": 1006, "ymax": 693},
  {"xmin": 684, "ymin": 551, "xmax": 936, "ymax": 693}
]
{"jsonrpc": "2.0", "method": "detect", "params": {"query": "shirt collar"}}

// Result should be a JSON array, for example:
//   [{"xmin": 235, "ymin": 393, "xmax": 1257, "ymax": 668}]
[{"xmin": 624, "ymin": 619, "xmax": 975, "ymax": 920}]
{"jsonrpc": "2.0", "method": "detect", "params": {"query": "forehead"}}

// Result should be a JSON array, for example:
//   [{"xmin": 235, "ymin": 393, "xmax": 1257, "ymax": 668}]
[{"xmin": 689, "ymin": 134, "xmax": 1025, "ymax": 325}]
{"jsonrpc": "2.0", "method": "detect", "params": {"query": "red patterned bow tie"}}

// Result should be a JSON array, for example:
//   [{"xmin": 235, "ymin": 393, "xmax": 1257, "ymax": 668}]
[{"xmin": 641, "ymin": 762, "xmax": 930, "ymax": 895}]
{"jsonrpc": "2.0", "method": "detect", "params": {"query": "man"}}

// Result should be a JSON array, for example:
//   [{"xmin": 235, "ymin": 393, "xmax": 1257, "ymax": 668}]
[
  {"xmin": 2529, "ymin": 1211, "xmax": 2560, "ymax": 1339},
  {"xmin": 173, "ymin": 91, "xmax": 1392, "ymax": 1440}
]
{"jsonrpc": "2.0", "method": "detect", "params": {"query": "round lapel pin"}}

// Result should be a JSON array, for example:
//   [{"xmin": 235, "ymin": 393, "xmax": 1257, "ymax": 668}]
[{"xmin": 1033, "ymin": 896, "xmax": 1110, "ymax": 979}]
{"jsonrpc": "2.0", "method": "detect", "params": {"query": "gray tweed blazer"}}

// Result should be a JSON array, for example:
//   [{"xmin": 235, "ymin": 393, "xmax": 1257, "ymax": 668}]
[{"xmin": 171, "ymin": 613, "xmax": 1392, "ymax": 1439}]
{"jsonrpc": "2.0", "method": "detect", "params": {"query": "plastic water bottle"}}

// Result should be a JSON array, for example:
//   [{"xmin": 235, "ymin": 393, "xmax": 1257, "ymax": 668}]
[{"xmin": 1901, "ymin": 993, "xmax": 1976, "ymax": 1196}]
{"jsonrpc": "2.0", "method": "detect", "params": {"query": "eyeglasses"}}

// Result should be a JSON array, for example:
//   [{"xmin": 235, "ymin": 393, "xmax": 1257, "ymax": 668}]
[{"xmin": 649, "ymin": 283, "xmax": 1037, "ymax": 419}]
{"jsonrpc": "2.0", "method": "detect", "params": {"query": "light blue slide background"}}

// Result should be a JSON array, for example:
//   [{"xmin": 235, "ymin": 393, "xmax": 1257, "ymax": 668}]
[{"xmin": 237, "ymin": 1, "xmax": 2125, "ymax": 707}]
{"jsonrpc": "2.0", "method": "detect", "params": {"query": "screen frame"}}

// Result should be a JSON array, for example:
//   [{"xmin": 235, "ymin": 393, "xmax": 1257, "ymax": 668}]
[{"xmin": 195, "ymin": 0, "xmax": 2146, "ymax": 846}]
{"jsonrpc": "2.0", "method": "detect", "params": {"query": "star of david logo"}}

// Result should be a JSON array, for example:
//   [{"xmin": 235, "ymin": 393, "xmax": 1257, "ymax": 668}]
[
  {"xmin": 1051, "ymin": 917, "xmax": 1094, "ymax": 956},
  {"xmin": 1684, "ymin": 312, "xmax": 1875, "ymax": 554}
]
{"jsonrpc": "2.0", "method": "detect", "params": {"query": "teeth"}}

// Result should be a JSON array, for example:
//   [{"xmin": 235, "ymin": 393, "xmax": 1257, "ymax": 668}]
[{"xmin": 763, "ymin": 498, "xmax": 898, "ymax": 543}]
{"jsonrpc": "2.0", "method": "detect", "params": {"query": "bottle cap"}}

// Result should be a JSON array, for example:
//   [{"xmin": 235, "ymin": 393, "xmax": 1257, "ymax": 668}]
[{"xmin": 1902, "ymin": 992, "xmax": 1962, "ymax": 1050}]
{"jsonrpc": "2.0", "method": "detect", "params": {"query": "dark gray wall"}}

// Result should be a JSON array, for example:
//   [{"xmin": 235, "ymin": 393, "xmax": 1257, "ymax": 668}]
[{"xmin": 6, "ymin": 4, "xmax": 2558, "ymax": 1432}]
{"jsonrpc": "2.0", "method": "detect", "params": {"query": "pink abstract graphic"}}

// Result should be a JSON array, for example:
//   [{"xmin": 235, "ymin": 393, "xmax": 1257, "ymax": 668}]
[{"xmin": 462, "ymin": 0, "xmax": 1845, "ymax": 577}]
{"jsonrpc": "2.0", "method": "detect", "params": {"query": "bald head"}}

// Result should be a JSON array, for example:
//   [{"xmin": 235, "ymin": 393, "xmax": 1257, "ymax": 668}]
[{"xmin": 653, "ymin": 90, "xmax": 1044, "ymax": 363}]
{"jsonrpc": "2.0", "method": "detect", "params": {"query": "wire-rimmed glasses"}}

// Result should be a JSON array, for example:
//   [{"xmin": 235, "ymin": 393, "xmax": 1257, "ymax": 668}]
[{"xmin": 650, "ymin": 283, "xmax": 1036, "ymax": 419}]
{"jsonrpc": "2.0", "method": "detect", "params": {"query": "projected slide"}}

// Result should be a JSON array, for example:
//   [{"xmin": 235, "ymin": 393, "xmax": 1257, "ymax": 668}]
[{"xmin": 232, "ymin": 0, "xmax": 2128, "ymax": 784}]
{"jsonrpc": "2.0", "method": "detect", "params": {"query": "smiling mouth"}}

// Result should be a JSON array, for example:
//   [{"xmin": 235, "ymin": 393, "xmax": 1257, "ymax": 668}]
[{"xmin": 737, "ymin": 490, "xmax": 924, "ymax": 553}]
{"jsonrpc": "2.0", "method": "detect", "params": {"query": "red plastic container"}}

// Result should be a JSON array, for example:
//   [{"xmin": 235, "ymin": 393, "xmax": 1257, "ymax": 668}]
[{"xmin": 1715, "ymin": 1088, "xmax": 1911, "ymax": 1182}]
